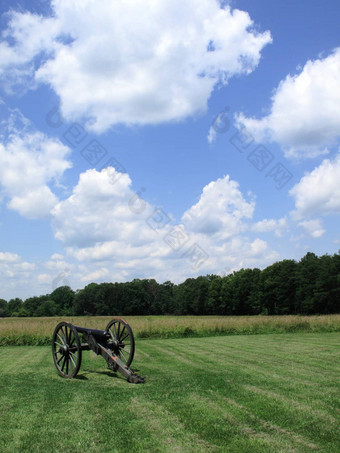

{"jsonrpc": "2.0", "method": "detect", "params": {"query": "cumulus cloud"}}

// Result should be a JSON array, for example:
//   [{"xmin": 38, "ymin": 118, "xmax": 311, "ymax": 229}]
[
  {"xmin": 0, "ymin": 252, "xmax": 35, "ymax": 274},
  {"xmin": 80, "ymin": 268, "xmax": 110, "ymax": 283},
  {"xmin": 0, "ymin": 251, "xmax": 21, "ymax": 263},
  {"xmin": 49, "ymin": 169, "xmax": 277, "ymax": 287},
  {"xmin": 0, "ymin": 11, "xmax": 60, "ymax": 91},
  {"xmin": 236, "ymin": 49, "xmax": 340, "ymax": 158},
  {"xmin": 0, "ymin": 130, "xmax": 72, "ymax": 218},
  {"xmin": 52, "ymin": 167, "xmax": 156, "ymax": 247},
  {"xmin": 1, "ymin": 0, "xmax": 271, "ymax": 130},
  {"xmin": 298, "ymin": 219, "xmax": 325, "ymax": 238},
  {"xmin": 252, "ymin": 217, "xmax": 287, "ymax": 237},
  {"xmin": 37, "ymin": 273, "xmax": 53, "ymax": 285},
  {"xmin": 290, "ymin": 154, "xmax": 340, "ymax": 219},
  {"xmin": 0, "ymin": 250, "xmax": 37, "ymax": 298},
  {"xmin": 0, "ymin": 168, "xmax": 281, "ymax": 297},
  {"xmin": 182, "ymin": 175, "xmax": 255, "ymax": 239}
]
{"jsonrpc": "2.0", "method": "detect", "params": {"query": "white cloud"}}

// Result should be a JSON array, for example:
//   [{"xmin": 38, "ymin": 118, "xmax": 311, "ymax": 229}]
[
  {"xmin": 181, "ymin": 175, "xmax": 255, "ymax": 239},
  {"xmin": 0, "ymin": 251, "xmax": 20, "ymax": 262},
  {"xmin": 0, "ymin": 12, "xmax": 60, "ymax": 91},
  {"xmin": 252, "ymin": 217, "xmax": 287, "ymax": 237},
  {"xmin": 207, "ymin": 126, "xmax": 217, "ymax": 145},
  {"xmin": 52, "ymin": 167, "xmax": 155, "ymax": 247},
  {"xmin": 1, "ymin": 0, "xmax": 271, "ymax": 130},
  {"xmin": 0, "ymin": 251, "xmax": 37, "ymax": 299},
  {"xmin": 298, "ymin": 219, "xmax": 325, "ymax": 238},
  {"xmin": 236, "ymin": 49, "xmax": 340, "ymax": 158},
  {"xmin": 290, "ymin": 154, "xmax": 340, "ymax": 219},
  {"xmin": 50, "ymin": 169, "xmax": 277, "ymax": 287},
  {"xmin": 37, "ymin": 273, "xmax": 53, "ymax": 285},
  {"xmin": 207, "ymin": 236, "xmax": 279, "ymax": 277},
  {"xmin": 80, "ymin": 268, "xmax": 110, "ymax": 283},
  {"xmin": 0, "ymin": 169, "xmax": 281, "ymax": 298},
  {"xmin": 50, "ymin": 253, "xmax": 64, "ymax": 261},
  {"xmin": 0, "ymin": 131, "xmax": 72, "ymax": 218}
]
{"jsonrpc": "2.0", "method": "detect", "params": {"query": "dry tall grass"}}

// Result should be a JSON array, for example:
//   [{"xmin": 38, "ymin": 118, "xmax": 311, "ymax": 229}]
[{"xmin": 1, "ymin": 314, "xmax": 339, "ymax": 345}]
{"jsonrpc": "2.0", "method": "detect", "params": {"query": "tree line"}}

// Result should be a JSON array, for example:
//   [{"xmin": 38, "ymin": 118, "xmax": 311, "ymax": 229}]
[{"xmin": 1, "ymin": 252, "xmax": 339, "ymax": 317}]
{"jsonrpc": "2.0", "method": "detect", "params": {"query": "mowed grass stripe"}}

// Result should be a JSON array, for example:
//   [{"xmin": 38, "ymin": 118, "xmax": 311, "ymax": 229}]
[
  {"xmin": 138, "ymin": 335, "xmax": 340, "ymax": 451},
  {"xmin": 156, "ymin": 337, "xmax": 339, "ymax": 402},
  {"xmin": 194, "ymin": 343, "xmax": 339, "ymax": 383},
  {"xmin": 140, "ymin": 336, "xmax": 338, "ymax": 419},
  {"xmin": 242, "ymin": 384, "xmax": 338, "ymax": 426},
  {"xmin": 159, "ymin": 336, "xmax": 340, "ymax": 421},
  {"xmin": 205, "ymin": 391, "xmax": 320, "ymax": 451},
  {"xmin": 173, "ymin": 335, "xmax": 340, "ymax": 381},
  {"xmin": 0, "ymin": 349, "xmax": 107, "ymax": 453},
  {"xmin": 161, "ymin": 339, "xmax": 333, "ymax": 390},
  {"xmin": 191, "ymin": 392, "xmax": 318, "ymax": 452},
  {"xmin": 153, "ymin": 335, "xmax": 340, "ymax": 398},
  {"xmin": 1, "ymin": 333, "xmax": 339, "ymax": 452},
  {"xmin": 127, "ymin": 396, "xmax": 217, "ymax": 452}
]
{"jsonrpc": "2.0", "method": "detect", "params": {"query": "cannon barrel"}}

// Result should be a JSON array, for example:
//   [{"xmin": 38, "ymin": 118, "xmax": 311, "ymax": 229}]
[{"xmin": 72, "ymin": 324, "xmax": 109, "ymax": 338}]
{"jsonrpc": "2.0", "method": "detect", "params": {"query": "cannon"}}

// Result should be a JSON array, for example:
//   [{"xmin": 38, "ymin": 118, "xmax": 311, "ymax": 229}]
[{"xmin": 52, "ymin": 319, "xmax": 144, "ymax": 384}]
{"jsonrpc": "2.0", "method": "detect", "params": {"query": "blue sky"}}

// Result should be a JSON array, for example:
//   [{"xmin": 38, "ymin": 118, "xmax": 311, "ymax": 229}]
[{"xmin": 0, "ymin": 0, "xmax": 339, "ymax": 300}]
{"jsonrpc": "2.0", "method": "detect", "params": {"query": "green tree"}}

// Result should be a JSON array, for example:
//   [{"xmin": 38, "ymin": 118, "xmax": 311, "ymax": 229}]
[
  {"xmin": 220, "ymin": 274, "xmax": 235, "ymax": 315},
  {"xmin": 36, "ymin": 300, "xmax": 58, "ymax": 317},
  {"xmin": 73, "ymin": 283, "xmax": 99, "ymax": 315},
  {"xmin": 259, "ymin": 260, "xmax": 297, "ymax": 315},
  {"xmin": 159, "ymin": 281, "xmax": 175, "ymax": 314},
  {"xmin": 173, "ymin": 277, "xmax": 210, "ymax": 315},
  {"xmin": 50, "ymin": 286, "xmax": 75, "ymax": 315},
  {"xmin": 296, "ymin": 252, "xmax": 319, "ymax": 314},
  {"xmin": 94, "ymin": 283, "xmax": 119, "ymax": 315},
  {"xmin": 207, "ymin": 275, "xmax": 223, "ymax": 314},
  {"xmin": 24, "ymin": 296, "xmax": 46, "ymax": 317},
  {"xmin": 220, "ymin": 270, "xmax": 261, "ymax": 315},
  {"xmin": 16, "ymin": 307, "xmax": 30, "ymax": 317},
  {"xmin": 0, "ymin": 298, "xmax": 7, "ymax": 317},
  {"xmin": 7, "ymin": 298, "xmax": 23, "ymax": 316},
  {"xmin": 312, "ymin": 253, "xmax": 340, "ymax": 313}
]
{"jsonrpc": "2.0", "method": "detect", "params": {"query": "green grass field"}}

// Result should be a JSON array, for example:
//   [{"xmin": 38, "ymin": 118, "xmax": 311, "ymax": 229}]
[{"xmin": 1, "ymin": 332, "xmax": 339, "ymax": 452}]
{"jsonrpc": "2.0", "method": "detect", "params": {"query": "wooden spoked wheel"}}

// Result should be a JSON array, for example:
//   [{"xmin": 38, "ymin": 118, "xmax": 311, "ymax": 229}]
[
  {"xmin": 105, "ymin": 319, "xmax": 135, "ymax": 367},
  {"xmin": 52, "ymin": 322, "xmax": 82, "ymax": 378}
]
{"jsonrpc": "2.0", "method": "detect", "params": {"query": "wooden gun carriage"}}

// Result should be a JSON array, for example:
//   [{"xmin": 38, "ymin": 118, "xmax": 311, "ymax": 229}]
[{"xmin": 52, "ymin": 319, "xmax": 144, "ymax": 383}]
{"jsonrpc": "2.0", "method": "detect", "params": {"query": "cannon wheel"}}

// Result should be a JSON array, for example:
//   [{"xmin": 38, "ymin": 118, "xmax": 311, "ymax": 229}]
[
  {"xmin": 106, "ymin": 319, "xmax": 135, "ymax": 367},
  {"xmin": 52, "ymin": 322, "xmax": 82, "ymax": 378}
]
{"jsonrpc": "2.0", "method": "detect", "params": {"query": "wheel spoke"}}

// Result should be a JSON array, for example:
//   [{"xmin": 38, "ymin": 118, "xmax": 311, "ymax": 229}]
[
  {"xmin": 61, "ymin": 327, "xmax": 67, "ymax": 344},
  {"xmin": 119, "ymin": 342, "xmax": 129, "ymax": 349},
  {"xmin": 54, "ymin": 341, "xmax": 63, "ymax": 348},
  {"xmin": 120, "ymin": 349, "xmax": 127, "ymax": 363},
  {"xmin": 69, "ymin": 350, "xmax": 78, "ymax": 360},
  {"xmin": 113, "ymin": 323, "xmax": 117, "ymax": 340},
  {"xmin": 119, "ymin": 325, "xmax": 126, "ymax": 341},
  {"xmin": 69, "ymin": 333, "xmax": 75, "ymax": 347},
  {"xmin": 121, "ymin": 332, "xmax": 129, "ymax": 342},
  {"xmin": 57, "ymin": 333, "xmax": 64, "ymax": 345},
  {"xmin": 69, "ymin": 354, "xmax": 76, "ymax": 368},
  {"xmin": 61, "ymin": 356, "xmax": 66, "ymax": 372},
  {"xmin": 66, "ymin": 357, "xmax": 69, "ymax": 375},
  {"xmin": 57, "ymin": 355, "xmax": 64, "ymax": 366}
]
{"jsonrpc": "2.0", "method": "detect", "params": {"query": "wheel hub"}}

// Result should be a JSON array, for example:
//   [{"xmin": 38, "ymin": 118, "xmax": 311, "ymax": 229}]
[{"xmin": 60, "ymin": 345, "xmax": 69, "ymax": 356}]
